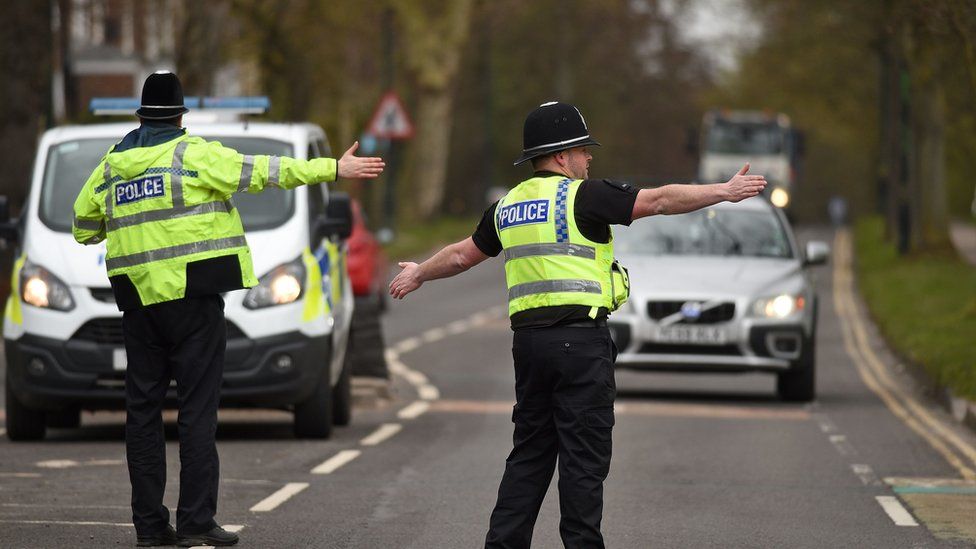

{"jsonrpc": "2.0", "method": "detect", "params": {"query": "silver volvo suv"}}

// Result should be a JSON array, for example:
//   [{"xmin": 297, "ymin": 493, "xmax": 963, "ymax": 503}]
[{"xmin": 608, "ymin": 196, "xmax": 829, "ymax": 401}]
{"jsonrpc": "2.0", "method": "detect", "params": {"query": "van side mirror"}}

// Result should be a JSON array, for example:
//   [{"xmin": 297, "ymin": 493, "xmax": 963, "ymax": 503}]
[
  {"xmin": 318, "ymin": 191, "xmax": 353, "ymax": 241},
  {"xmin": 0, "ymin": 195, "xmax": 19, "ymax": 244},
  {"xmin": 803, "ymin": 240, "xmax": 830, "ymax": 266}
]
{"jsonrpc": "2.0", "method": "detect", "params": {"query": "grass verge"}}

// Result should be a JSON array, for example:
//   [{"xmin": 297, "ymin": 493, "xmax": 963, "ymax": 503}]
[
  {"xmin": 854, "ymin": 216, "xmax": 976, "ymax": 400},
  {"xmin": 382, "ymin": 216, "xmax": 480, "ymax": 261}
]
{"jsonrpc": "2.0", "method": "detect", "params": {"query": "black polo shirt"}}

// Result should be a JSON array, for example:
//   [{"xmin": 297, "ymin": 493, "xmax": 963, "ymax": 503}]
[{"xmin": 472, "ymin": 171, "xmax": 639, "ymax": 330}]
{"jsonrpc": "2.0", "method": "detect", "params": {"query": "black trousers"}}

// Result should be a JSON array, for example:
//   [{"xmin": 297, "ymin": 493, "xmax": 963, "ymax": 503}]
[
  {"xmin": 486, "ymin": 326, "xmax": 617, "ymax": 549},
  {"xmin": 122, "ymin": 295, "xmax": 225, "ymax": 536}
]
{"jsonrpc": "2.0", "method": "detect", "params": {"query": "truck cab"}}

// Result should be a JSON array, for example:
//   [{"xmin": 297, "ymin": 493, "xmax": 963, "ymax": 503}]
[{"xmin": 2, "ymin": 113, "xmax": 355, "ymax": 440}]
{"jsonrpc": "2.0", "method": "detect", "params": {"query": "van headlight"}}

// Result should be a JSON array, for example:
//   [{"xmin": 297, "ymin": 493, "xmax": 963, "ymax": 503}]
[
  {"xmin": 21, "ymin": 261, "xmax": 75, "ymax": 311},
  {"xmin": 751, "ymin": 294, "xmax": 805, "ymax": 319},
  {"xmin": 243, "ymin": 257, "xmax": 306, "ymax": 309}
]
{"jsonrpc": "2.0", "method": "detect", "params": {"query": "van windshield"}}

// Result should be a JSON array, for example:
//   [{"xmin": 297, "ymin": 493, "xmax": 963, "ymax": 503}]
[{"xmin": 40, "ymin": 136, "xmax": 296, "ymax": 233}]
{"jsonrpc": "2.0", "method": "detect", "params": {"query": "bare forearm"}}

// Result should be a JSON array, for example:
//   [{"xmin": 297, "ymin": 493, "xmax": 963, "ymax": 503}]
[
  {"xmin": 632, "ymin": 183, "xmax": 729, "ymax": 219},
  {"xmin": 416, "ymin": 241, "xmax": 476, "ymax": 282}
]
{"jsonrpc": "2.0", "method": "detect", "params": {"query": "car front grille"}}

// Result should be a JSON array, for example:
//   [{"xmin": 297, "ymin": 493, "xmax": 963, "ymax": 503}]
[
  {"xmin": 71, "ymin": 318, "xmax": 248, "ymax": 345},
  {"xmin": 646, "ymin": 301, "xmax": 735, "ymax": 324}
]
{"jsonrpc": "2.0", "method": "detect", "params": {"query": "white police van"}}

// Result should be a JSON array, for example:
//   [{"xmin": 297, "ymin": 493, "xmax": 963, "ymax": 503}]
[{"xmin": 0, "ymin": 98, "xmax": 355, "ymax": 440}]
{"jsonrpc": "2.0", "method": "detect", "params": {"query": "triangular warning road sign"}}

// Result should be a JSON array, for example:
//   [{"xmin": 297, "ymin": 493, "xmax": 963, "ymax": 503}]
[{"xmin": 366, "ymin": 91, "xmax": 414, "ymax": 140}]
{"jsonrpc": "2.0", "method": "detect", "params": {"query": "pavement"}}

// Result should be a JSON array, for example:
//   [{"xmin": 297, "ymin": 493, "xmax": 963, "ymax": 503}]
[
  {"xmin": 949, "ymin": 221, "xmax": 976, "ymax": 266},
  {"xmin": 2, "ymin": 226, "xmax": 976, "ymax": 548}
]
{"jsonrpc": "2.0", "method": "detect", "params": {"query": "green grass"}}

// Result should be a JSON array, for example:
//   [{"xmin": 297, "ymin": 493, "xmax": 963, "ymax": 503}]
[
  {"xmin": 382, "ymin": 216, "xmax": 480, "ymax": 261},
  {"xmin": 854, "ymin": 217, "xmax": 976, "ymax": 400}
]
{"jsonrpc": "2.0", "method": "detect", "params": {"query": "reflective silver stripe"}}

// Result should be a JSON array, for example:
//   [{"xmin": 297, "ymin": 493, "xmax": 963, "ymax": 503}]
[
  {"xmin": 104, "ymin": 162, "xmax": 114, "ymax": 218},
  {"xmin": 107, "ymin": 200, "xmax": 234, "ymax": 231},
  {"xmin": 105, "ymin": 235, "xmax": 248, "ymax": 271},
  {"xmin": 237, "ymin": 155, "xmax": 255, "ymax": 192},
  {"xmin": 508, "ymin": 279, "xmax": 602, "ymax": 301},
  {"xmin": 73, "ymin": 217, "xmax": 104, "ymax": 231},
  {"xmin": 171, "ymin": 141, "xmax": 188, "ymax": 208},
  {"xmin": 504, "ymin": 243, "xmax": 596, "ymax": 261},
  {"xmin": 268, "ymin": 156, "xmax": 281, "ymax": 187}
]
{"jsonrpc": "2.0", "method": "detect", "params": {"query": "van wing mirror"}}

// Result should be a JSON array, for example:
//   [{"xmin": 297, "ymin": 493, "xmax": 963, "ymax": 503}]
[
  {"xmin": 319, "ymin": 191, "xmax": 353, "ymax": 241},
  {"xmin": 0, "ymin": 195, "xmax": 19, "ymax": 244}
]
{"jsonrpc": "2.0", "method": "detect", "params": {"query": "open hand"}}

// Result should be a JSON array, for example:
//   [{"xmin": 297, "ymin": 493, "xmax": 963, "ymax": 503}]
[
  {"xmin": 389, "ymin": 262, "xmax": 423, "ymax": 299},
  {"xmin": 337, "ymin": 141, "xmax": 385, "ymax": 179},
  {"xmin": 725, "ymin": 163, "xmax": 767, "ymax": 202}
]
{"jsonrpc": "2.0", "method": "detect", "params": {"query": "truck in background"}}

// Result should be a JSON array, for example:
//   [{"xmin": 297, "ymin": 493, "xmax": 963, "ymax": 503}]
[{"xmin": 697, "ymin": 110, "xmax": 803, "ymax": 216}]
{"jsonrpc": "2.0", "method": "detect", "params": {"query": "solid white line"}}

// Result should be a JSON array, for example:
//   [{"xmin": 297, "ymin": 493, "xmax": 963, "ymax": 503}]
[
  {"xmin": 402, "ymin": 369, "xmax": 429, "ymax": 386},
  {"xmin": 876, "ymin": 496, "xmax": 918, "ymax": 526},
  {"xmin": 249, "ymin": 482, "xmax": 308, "ymax": 512},
  {"xmin": 418, "ymin": 384, "xmax": 441, "ymax": 401},
  {"xmin": 0, "ymin": 519, "xmax": 130, "ymax": 527},
  {"xmin": 422, "ymin": 328, "xmax": 447, "ymax": 343},
  {"xmin": 398, "ymin": 401, "xmax": 430, "ymax": 420},
  {"xmin": 394, "ymin": 337, "xmax": 421, "ymax": 354},
  {"xmin": 0, "ymin": 473, "xmax": 42, "ymax": 478},
  {"xmin": 311, "ymin": 449, "xmax": 361, "ymax": 474},
  {"xmin": 360, "ymin": 423, "xmax": 402, "ymax": 446}
]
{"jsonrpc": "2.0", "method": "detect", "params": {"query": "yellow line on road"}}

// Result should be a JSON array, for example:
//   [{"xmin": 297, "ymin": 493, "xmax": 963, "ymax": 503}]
[{"xmin": 833, "ymin": 229, "xmax": 976, "ymax": 479}]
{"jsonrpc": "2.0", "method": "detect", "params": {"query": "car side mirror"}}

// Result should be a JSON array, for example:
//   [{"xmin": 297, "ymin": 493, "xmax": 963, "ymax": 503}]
[
  {"xmin": 804, "ymin": 240, "xmax": 830, "ymax": 266},
  {"xmin": 318, "ymin": 191, "xmax": 353, "ymax": 241},
  {"xmin": 0, "ymin": 195, "xmax": 19, "ymax": 244}
]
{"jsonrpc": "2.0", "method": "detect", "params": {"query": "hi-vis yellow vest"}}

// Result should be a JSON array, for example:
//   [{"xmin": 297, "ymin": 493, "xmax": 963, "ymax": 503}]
[
  {"xmin": 494, "ymin": 176, "xmax": 629, "ymax": 318},
  {"xmin": 73, "ymin": 134, "xmax": 336, "ymax": 307}
]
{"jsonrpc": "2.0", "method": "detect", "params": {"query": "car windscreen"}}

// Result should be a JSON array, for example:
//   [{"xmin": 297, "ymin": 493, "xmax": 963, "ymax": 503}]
[
  {"xmin": 39, "ymin": 136, "xmax": 295, "ymax": 233},
  {"xmin": 613, "ymin": 207, "xmax": 793, "ymax": 259},
  {"xmin": 705, "ymin": 121, "xmax": 786, "ymax": 155}
]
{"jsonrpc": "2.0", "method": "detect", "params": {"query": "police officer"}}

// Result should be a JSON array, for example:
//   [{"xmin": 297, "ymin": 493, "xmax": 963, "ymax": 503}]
[
  {"xmin": 389, "ymin": 101, "xmax": 765, "ymax": 548},
  {"xmin": 72, "ymin": 71, "xmax": 384, "ymax": 547}
]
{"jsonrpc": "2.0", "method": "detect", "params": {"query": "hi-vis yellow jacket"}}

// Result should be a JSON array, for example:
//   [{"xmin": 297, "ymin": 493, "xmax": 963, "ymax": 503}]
[
  {"xmin": 493, "ymin": 175, "xmax": 629, "ymax": 318},
  {"xmin": 73, "ymin": 133, "xmax": 336, "ymax": 308}
]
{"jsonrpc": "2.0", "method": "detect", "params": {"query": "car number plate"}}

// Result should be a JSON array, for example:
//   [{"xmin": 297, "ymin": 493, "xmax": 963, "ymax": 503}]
[
  {"xmin": 655, "ymin": 326, "xmax": 726, "ymax": 344},
  {"xmin": 112, "ymin": 348, "xmax": 128, "ymax": 371}
]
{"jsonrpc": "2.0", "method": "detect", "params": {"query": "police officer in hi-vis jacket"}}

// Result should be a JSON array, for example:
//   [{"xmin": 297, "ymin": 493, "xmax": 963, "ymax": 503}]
[
  {"xmin": 389, "ymin": 101, "xmax": 766, "ymax": 548},
  {"xmin": 73, "ymin": 71, "xmax": 383, "ymax": 547}
]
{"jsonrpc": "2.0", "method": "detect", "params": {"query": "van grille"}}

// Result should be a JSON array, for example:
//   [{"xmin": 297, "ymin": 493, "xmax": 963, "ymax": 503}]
[{"xmin": 71, "ymin": 318, "xmax": 247, "ymax": 345}]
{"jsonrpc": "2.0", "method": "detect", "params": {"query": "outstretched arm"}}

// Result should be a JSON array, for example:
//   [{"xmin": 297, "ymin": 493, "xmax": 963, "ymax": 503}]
[
  {"xmin": 389, "ymin": 237, "xmax": 489, "ymax": 299},
  {"xmin": 631, "ymin": 163, "xmax": 766, "ymax": 220}
]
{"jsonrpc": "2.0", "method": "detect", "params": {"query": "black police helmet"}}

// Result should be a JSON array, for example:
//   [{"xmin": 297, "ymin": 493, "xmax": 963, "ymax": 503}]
[
  {"xmin": 135, "ymin": 70, "xmax": 189, "ymax": 120},
  {"xmin": 513, "ymin": 101, "xmax": 600, "ymax": 166}
]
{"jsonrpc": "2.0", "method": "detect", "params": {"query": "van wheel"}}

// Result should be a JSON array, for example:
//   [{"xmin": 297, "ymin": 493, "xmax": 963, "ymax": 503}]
[
  {"xmin": 777, "ymin": 335, "xmax": 816, "ymax": 402},
  {"xmin": 5, "ymin": 381, "xmax": 46, "ymax": 441},
  {"xmin": 332, "ymin": 335, "xmax": 353, "ymax": 426},
  {"xmin": 47, "ymin": 407, "xmax": 81, "ymax": 429},
  {"xmin": 293, "ymin": 370, "xmax": 334, "ymax": 439}
]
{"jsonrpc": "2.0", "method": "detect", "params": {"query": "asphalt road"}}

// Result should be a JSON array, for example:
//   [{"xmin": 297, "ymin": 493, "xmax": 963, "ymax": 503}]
[{"xmin": 2, "ymin": 226, "xmax": 976, "ymax": 548}]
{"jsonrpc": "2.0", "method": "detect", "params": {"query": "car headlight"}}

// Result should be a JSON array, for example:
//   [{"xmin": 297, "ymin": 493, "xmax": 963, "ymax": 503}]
[
  {"xmin": 770, "ymin": 187, "xmax": 790, "ymax": 208},
  {"xmin": 20, "ymin": 261, "xmax": 75, "ymax": 311},
  {"xmin": 752, "ymin": 294, "xmax": 805, "ymax": 319},
  {"xmin": 243, "ymin": 257, "xmax": 306, "ymax": 309}
]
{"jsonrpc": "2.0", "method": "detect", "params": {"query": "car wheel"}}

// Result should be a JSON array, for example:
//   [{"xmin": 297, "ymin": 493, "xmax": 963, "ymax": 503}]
[
  {"xmin": 332, "ymin": 334, "xmax": 353, "ymax": 426},
  {"xmin": 47, "ymin": 407, "xmax": 81, "ymax": 429},
  {"xmin": 293, "ymin": 369, "xmax": 334, "ymax": 439},
  {"xmin": 777, "ymin": 334, "xmax": 816, "ymax": 402},
  {"xmin": 5, "ymin": 380, "xmax": 46, "ymax": 441}
]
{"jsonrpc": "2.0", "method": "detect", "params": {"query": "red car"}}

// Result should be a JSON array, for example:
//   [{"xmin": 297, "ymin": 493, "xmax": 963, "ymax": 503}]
[{"xmin": 345, "ymin": 199, "xmax": 388, "ymax": 309}]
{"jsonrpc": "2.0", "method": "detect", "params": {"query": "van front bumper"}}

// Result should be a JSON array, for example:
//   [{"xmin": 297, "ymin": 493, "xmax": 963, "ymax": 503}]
[{"xmin": 4, "ymin": 330, "xmax": 331, "ymax": 412}]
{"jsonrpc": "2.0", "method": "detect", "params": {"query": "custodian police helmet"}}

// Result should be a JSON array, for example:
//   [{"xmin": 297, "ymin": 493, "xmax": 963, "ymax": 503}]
[
  {"xmin": 513, "ymin": 101, "xmax": 601, "ymax": 166},
  {"xmin": 135, "ymin": 70, "xmax": 189, "ymax": 120}
]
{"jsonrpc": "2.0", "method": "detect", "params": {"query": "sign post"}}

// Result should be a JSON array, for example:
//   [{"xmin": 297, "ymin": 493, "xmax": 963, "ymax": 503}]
[{"xmin": 365, "ymin": 91, "xmax": 414, "ymax": 241}]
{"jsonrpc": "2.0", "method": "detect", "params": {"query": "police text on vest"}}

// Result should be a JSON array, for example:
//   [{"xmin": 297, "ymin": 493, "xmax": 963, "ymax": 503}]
[
  {"xmin": 116, "ymin": 175, "xmax": 166, "ymax": 206},
  {"xmin": 498, "ymin": 199, "xmax": 550, "ymax": 230}
]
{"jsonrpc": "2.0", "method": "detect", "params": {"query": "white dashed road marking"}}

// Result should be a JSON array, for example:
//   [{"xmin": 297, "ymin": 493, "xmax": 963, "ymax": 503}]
[
  {"xmin": 360, "ymin": 423, "xmax": 402, "ymax": 446},
  {"xmin": 850, "ymin": 464, "xmax": 882, "ymax": 486},
  {"xmin": 311, "ymin": 450, "xmax": 361, "ymax": 475},
  {"xmin": 875, "ymin": 496, "xmax": 919, "ymax": 526},
  {"xmin": 398, "ymin": 401, "xmax": 430, "ymax": 420},
  {"xmin": 249, "ymin": 483, "xmax": 309, "ymax": 512},
  {"xmin": 422, "ymin": 328, "xmax": 447, "ymax": 343}
]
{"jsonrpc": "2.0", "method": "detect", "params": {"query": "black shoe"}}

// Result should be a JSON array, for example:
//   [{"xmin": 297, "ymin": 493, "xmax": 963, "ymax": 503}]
[
  {"xmin": 177, "ymin": 526, "xmax": 239, "ymax": 547},
  {"xmin": 136, "ymin": 524, "xmax": 178, "ymax": 546}
]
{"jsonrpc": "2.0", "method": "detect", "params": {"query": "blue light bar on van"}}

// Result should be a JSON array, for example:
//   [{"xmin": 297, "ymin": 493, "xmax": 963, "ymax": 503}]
[{"xmin": 89, "ymin": 96, "xmax": 271, "ymax": 116}]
